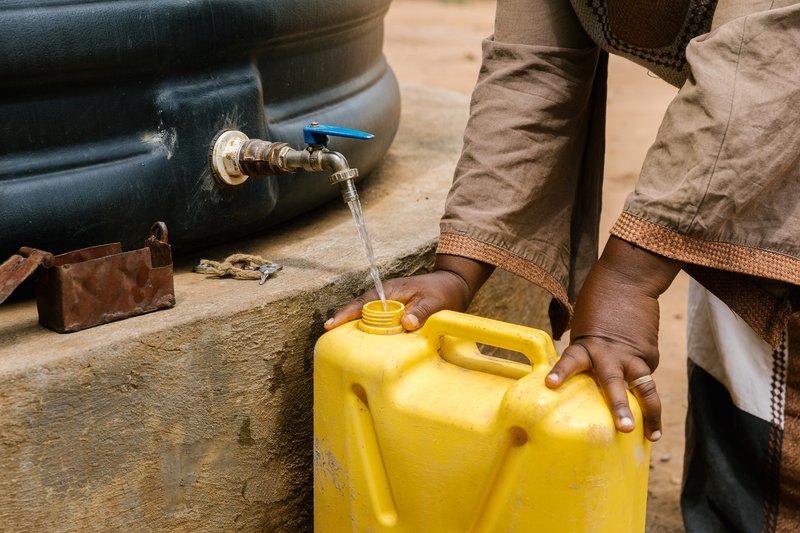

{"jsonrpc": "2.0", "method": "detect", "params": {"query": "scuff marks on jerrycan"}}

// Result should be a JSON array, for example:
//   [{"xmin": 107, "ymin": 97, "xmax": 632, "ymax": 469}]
[{"xmin": 314, "ymin": 301, "xmax": 650, "ymax": 532}]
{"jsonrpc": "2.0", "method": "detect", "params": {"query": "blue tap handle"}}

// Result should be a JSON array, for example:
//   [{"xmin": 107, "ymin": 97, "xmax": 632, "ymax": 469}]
[{"xmin": 303, "ymin": 123, "xmax": 375, "ymax": 147}]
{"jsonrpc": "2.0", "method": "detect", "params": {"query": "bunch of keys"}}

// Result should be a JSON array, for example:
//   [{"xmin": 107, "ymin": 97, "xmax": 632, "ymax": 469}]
[{"xmin": 242, "ymin": 263, "xmax": 282, "ymax": 285}]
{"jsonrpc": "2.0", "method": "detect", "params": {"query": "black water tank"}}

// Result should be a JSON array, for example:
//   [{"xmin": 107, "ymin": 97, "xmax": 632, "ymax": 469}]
[{"xmin": 0, "ymin": 0, "xmax": 400, "ymax": 257}]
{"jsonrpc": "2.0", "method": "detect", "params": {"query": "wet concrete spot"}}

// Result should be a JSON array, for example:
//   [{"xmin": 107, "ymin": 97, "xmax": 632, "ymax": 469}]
[
  {"xmin": 238, "ymin": 417, "xmax": 255, "ymax": 447},
  {"xmin": 268, "ymin": 351, "xmax": 288, "ymax": 394},
  {"xmin": 305, "ymin": 310, "xmax": 325, "ymax": 373}
]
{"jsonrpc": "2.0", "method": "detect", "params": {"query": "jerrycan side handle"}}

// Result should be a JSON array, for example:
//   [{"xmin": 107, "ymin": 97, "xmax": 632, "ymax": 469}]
[{"xmin": 417, "ymin": 310, "xmax": 558, "ymax": 378}]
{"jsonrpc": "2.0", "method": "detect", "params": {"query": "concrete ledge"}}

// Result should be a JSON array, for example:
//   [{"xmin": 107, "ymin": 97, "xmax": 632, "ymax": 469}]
[{"xmin": 0, "ymin": 84, "xmax": 551, "ymax": 531}]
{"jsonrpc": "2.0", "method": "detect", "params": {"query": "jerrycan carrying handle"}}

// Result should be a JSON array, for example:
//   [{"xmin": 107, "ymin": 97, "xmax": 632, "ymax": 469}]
[{"xmin": 418, "ymin": 310, "xmax": 557, "ymax": 379}]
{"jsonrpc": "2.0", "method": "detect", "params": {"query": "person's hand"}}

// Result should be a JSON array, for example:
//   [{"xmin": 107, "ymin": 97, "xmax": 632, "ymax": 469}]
[
  {"xmin": 545, "ymin": 236, "xmax": 681, "ymax": 442},
  {"xmin": 324, "ymin": 254, "xmax": 494, "ymax": 331}
]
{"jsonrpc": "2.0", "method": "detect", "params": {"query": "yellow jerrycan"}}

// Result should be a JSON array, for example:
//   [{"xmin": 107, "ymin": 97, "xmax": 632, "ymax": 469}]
[{"xmin": 314, "ymin": 301, "xmax": 650, "ymax": 532}]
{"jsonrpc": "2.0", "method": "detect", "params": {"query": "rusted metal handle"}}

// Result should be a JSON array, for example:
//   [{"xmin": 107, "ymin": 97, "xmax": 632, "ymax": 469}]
[
  {"xmin": 149, "ymin": 221, "xmax": 169, "ymax": 244},
  {"xmin": 145, "ymin": 221, "xmax": 172, "ymax": 269},
  {"xmin": 0, "ymin": 247, "xmax": 54, "ymax": 305}
]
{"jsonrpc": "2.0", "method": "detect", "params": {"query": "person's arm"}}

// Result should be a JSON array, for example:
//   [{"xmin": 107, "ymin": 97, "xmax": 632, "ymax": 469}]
[
  {"xmin": 437, "ymin": 0, "xmax": 605, "ymax": 339},
  {"xmin": 546, "ymin": 236, "xmax": 682, "ymax": 441},
  {"xmin": 555, "ymin": 6, "xmax": 800, "ymax": 442},
  {"xmin": 609, "ymin": 6, "xmax": 800, "ymax": 346}
]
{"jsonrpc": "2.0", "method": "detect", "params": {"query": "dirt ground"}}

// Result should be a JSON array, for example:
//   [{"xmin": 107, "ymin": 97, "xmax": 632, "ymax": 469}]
[{"xmin": 384, "ymin": 1, "xmax": 688, "ymax": 531}]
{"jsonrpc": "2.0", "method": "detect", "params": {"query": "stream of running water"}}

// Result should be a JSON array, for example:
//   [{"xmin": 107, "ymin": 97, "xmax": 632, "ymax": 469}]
[{"xmin": 346, "ymin": 196, "xmax": 388, "ymax": 311}]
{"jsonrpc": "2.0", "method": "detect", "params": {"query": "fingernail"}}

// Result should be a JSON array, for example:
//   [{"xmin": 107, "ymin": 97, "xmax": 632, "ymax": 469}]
[
  {"xmin": 619, "ymin": 416, "xmax": 634, "ymax": 430},
  {"xmin": 546, "ymin": 373, "xmax": 559, "ymax": 385},
  {"xmin": 324, "ymin": 318, "xmax": 334, "ymax": 327},
  {"xmin": 650, "ymin": 430, "xmax": 662, "ymax": 441},
  {"xmin": 405, "ymin": 314, "xmax": 419, "ymax": 329}
]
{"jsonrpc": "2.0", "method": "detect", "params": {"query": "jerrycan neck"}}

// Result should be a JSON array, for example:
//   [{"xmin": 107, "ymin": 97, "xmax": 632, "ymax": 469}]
[{"xmin": 358, "ymin": 300, "xmax": 404, "ymax": 335}]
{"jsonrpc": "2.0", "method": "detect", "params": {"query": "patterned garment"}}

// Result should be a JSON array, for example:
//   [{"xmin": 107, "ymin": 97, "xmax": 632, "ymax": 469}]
[
  {"xmin": 570, "ymin": 0, "xmax": 718, "ymax": 87},
  {"xmin": 685, "ymin": 281, "xmax": 800, "ymax": 531}
]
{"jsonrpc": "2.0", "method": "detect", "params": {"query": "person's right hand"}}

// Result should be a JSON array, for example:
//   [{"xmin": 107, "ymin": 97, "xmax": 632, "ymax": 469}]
[
  {"xmin": 324, "ymin": 254, "xmax": 494, "ymax": 331},
  {"xmin": 545, "ymin": 236, "xmax": 681, "ymax": 441}
]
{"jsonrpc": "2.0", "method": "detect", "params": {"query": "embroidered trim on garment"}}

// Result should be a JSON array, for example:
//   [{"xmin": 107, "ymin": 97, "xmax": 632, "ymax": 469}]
[
  {"xmin": 777, "ymin": 316, "xmax": 800, "ymax": 530},
  {"xmin": 611, "ymin": 212, "xmax": 798, "ymax": 347},
  {"xmin": 764, "ymin": 331, "xmax": 788, "ymax": 532},
  {"xmin": 437, "ymin": 232, "xmax": 572, "ymax": 316},
  {"xmin": 612, "ymin": 213, "xmax": 800, "ymax": 285}
]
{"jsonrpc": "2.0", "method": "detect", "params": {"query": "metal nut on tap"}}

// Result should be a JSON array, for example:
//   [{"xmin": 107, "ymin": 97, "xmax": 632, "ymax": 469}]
[
  {"xmin": 329, "ymin": 168, "xmax": 359, "ymax": 185},
  {"xmin": 209, "ymin": 130, "xmax": 249, "ymax": 186}
]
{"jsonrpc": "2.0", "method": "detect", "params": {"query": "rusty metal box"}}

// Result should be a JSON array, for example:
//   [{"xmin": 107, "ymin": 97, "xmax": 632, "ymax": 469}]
[{"xmin": 0, "ymin": 222, "xmax": 175, "ymax": 333}]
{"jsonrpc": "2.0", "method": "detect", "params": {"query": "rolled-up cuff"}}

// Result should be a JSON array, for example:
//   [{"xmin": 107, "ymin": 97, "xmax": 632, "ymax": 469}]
[
  {"xmin": 611, "ymin": 212, "xmax": 798, "ymax": 347},
  {"xmin": 611, "ymin": 213, "xmax": 800, "ymax": 285},
  {"xmin": 437, "ymin": 232, "xmax": 573, "ymax": 338}
]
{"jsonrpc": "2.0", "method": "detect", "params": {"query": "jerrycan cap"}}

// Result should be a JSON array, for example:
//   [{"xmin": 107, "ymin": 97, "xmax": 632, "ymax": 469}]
[{"xmin": 358, "ymin": 300, "xmax": 405, "ymax": 335}]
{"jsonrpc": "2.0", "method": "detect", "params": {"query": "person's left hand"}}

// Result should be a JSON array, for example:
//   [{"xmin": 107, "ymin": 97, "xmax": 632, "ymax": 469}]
[{"xmin": 545, "ymin": 236, "xmax": 681, "ymax": 442}]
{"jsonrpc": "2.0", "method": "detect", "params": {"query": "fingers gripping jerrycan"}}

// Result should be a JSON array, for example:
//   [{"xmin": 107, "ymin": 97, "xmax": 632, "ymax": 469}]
[{"xmin": 314, "ymin": 301, "xmax": 650, "ymax": 532}]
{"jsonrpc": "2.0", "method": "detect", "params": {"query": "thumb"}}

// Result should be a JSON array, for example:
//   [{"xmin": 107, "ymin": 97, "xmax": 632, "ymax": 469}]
[{"xmin": 401, "ymin": 301, "xmax": 436, "ymax": 331}]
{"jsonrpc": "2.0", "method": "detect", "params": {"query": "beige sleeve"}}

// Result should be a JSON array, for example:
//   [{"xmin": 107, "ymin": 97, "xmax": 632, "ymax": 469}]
[
  {"xmin": 611, "ymin": 3, "xmax": 800, "ymax": 346},
  {"xmin": 437, "ymin": 0, "xmax": 606, "ymax": 337}
]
